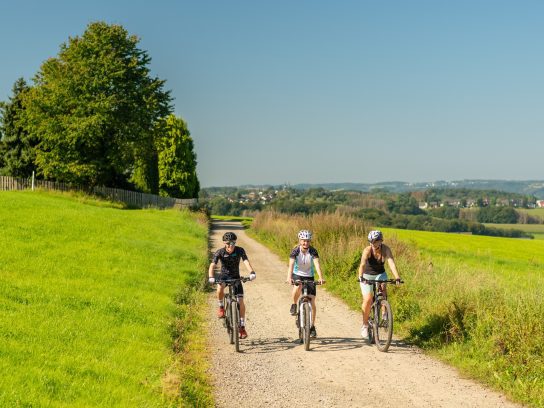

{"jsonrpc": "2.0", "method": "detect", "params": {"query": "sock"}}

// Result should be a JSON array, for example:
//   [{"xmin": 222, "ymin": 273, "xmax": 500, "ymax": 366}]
[
  {"xmin": 240, "ymin": 318, "xmax": 245, "ymax": 327},
  {"xmin": 218, "ymin": 301, "xmax": 223, "ymax": 308}
]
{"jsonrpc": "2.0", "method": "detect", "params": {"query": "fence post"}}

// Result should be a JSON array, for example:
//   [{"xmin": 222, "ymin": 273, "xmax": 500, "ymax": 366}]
[{"xmin": 31, "ymin": 171, "xmax": 35, "ymax": 191}]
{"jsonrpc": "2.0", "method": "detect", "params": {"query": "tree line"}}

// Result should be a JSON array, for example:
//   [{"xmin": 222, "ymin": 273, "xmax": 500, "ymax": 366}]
[
  {"xmin": 0, "ymin": 22, "xmax": 199, "ymax": 198},
  {"xmin": 201, "ymin": 187, "xmax": 537, "ymax": 238}
]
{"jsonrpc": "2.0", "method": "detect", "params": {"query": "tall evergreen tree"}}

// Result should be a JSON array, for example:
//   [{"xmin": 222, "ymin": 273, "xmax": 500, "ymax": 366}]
[
  {"xmin": 22, "ymin": 22, "xmax": 172, "ymax": 188},
  {"xmin": 0, "ymin": 78, "xmax": 35, "ymax": 177},
  {"xmin": 157, "ymin": 114, "xmax": 200, "ymax": 198}
]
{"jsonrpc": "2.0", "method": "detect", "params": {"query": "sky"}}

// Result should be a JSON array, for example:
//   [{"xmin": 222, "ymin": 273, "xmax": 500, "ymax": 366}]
[{"xmin": 1, "ymin": 0, "xmax": 543, "ymax": 187}]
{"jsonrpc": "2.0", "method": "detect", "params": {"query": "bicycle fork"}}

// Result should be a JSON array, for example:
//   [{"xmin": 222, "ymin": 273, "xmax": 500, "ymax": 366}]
[{"xmin": 299, "ymin": 301, "xmax": 313, "ymax": 328}]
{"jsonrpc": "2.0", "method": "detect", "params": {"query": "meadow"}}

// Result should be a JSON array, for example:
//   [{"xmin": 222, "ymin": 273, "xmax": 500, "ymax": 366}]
[
  {"xmin": 250, "ymin": 211, "xmax": 544, "ymax": 408},
  {"xmin": 0, "ymin": 191, "xmax": 212, "ymax": 407},
  {"xmin": 484, "ymin": 222, "xmax": 544, "ymax": 240}
]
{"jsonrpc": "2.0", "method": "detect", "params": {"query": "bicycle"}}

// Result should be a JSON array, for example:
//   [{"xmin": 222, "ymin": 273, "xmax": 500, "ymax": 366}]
[
  {"xmin": 292, "ymin": 279, "xmax": 323, "ymax": 351},
  {"xmin": 360, "ymin": 278, "xmax": 403, "ymax": 352},
  {"xmin": 216, "ymin": 277, "xmax": 250, "ymax": 352}
]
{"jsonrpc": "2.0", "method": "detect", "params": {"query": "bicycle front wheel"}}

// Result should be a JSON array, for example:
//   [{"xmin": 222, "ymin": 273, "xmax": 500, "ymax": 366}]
[
  {"xmin": 375, "ymin": 299, "xmax": 393, "ymax": 352},
  {"xmin": 232, "ymin": 300, "xmax": 240, "ymax": 352},
  {"xmin": 303, "ymin": 302, "xmax": 311, "ymax": 351},
  {"xmin": 226, "ymin": 300, "xmax": 234, "ymax": 344}
]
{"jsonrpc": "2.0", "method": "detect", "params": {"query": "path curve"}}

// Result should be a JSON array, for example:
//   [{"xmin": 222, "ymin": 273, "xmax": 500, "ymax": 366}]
[{"xmin": 207, "ymin": 221, "xmax": 520, "ymax": 407}]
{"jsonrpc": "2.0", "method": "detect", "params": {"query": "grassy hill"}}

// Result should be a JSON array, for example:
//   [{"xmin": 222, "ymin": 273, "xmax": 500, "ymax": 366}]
[{"xmin": 0, "ymin": 191, "xmax": 212, "ymax": 406}]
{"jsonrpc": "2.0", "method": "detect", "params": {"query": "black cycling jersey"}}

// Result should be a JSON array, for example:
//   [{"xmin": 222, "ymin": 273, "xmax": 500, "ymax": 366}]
[
  {"xmin": 363, "ymin": 247, "xmax": 386, "ymax": 276},
  {"xmin": 212, "ymin": 246, "xmax": 248, "ymax": 278}
]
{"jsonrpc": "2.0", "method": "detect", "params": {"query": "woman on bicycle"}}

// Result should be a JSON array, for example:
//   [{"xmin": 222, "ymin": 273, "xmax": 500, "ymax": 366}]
[
  {"xmin": 208, "ymin": 232, "xmax": 256, "ymax": 339},
  {"xmin": 285, "ymin": 229, "xmax": 325, "ymax": 338},
  {"xmin": 358, "ymin": 230, "xmax": 401, "ymax": 338}
]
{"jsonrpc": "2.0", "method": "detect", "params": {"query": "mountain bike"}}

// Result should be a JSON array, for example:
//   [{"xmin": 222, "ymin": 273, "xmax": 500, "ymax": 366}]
[
  {"xmin": 216, "ymin": 277, "xmax": 250, "ymax": 352},
  {"xmin": 360, "ymin": 278, "xmax": 403, "ymax": 352},
  {"xmin": 293, "ymin": 279, "xmax": 323, "ymax": 351}
]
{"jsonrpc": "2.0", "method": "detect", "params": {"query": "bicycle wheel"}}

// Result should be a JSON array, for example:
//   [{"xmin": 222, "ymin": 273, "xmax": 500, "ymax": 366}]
[
  {"xmin": 222, "ymin": 298, "xmax": 228, "ymax": 328},
  {"xmin": 303, "ymin": 302, "xmax": 311, "ymax": 351},
  {"xmin": 375, "ymin": 299, "xmax": 393, "ymax": 352},
  {"xmin": 226, "ymin": 299, "xmax": 234, "ymax": 344},
  {"xmin": 232, "ymin": 300, "xmax": 240, "ymax": 352}
]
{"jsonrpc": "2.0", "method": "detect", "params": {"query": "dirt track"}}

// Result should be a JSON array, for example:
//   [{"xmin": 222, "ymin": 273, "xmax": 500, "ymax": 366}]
[{"xmin": 207, "ymin": 221, "xmax": 520, "ymax": 407}]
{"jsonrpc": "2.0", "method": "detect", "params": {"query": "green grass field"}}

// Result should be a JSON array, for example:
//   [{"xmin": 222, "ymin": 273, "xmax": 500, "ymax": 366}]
[
  {"xmin": 0, "ymin": 191, "xmax": 212, "ymax": 407},
  {"xmin": 250, "ymin": 211, "xmax": 544, "ymax": 407},
  {"xmin": 484, "ymin": 222, "xmax": 544, "ymax": 240}
]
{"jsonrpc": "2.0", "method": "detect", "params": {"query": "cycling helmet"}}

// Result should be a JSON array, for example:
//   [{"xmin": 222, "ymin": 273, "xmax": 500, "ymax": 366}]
[
  {"xmin": 297, "ymin": 229, "xmax": 312, "ymax": 240},
  {"xmin": 368, "ymin": 230, "xmax": 383, "ymax": 243},
  {"xmin": 222, "ymin": 232, "xmax": 237, "ymax": 242}
]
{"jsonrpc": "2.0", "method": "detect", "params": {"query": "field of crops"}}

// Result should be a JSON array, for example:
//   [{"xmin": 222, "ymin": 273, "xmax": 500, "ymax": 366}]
[{"xmin": 0, "ymin": 191, "xmax": 212, "ymax": 406}]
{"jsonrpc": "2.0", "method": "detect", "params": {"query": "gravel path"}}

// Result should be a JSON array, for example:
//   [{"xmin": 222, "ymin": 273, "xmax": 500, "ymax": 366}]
[{"xmin": 207, "ymin": 221, "xmax": 521, "ymax": 407}]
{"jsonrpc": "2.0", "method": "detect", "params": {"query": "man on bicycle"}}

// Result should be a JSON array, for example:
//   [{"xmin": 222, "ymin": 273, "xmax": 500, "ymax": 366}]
[
  {"xmin": 358, "ymin": 230, "xmax": 401, "ymax": 339},
  {"xmin": 286, "ymin": 229, "xmax": 324, "ymax": 338},
  {"xmin": 208, "ymin": 232, "xmax": 256, "ymax": 339}
]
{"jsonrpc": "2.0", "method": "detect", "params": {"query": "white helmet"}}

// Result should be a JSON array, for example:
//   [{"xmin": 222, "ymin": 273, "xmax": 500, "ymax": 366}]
[
  {"xmin": 297, "ymin": 229, "xmax": 312, "ymax": 240},
  {"xmin": 368, "ymin": 230, "xmax": 383, "ymax": 242}
]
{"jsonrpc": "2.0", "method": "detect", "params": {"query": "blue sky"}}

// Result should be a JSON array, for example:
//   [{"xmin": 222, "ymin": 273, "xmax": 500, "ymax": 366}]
[{"xmin": 1, "ymin": 0, "xmax": 543, "ymax": 187}]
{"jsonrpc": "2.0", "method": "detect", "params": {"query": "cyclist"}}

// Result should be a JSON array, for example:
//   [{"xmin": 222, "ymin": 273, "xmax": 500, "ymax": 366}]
[
  {"xmin": 208, "ymin": 232, "xmax": 256, "ymax": 339},
  {"xmin": 285, "ymin": 229, "xmax": 325, "ymax": 338},
  {"xmin": 357, "ymin": 230, "xmax": 401, "ymax": 338}
]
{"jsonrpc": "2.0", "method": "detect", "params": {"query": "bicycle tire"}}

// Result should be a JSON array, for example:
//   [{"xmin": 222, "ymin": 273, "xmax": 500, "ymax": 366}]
[
  {"xmin": 375, "ymin": 299, "xmax": 393, "ymax": 352},
  {"xmin": 297, "ymin": 304, "xmax": 303, "ymax": 343},
  {"xmin": 226, "ymin": 299, "xmax": 234, "ymax": 344},
  {"xmin": 222, "ymin": 298, "xmax": 228, "ymax": 328},
  {"xmin": 303, "ymin": 302, "xmax": 311, "ymax": 351},
  {"xmin": 232, "ymin": 300, "xmax": 240, "ymax": 352}
]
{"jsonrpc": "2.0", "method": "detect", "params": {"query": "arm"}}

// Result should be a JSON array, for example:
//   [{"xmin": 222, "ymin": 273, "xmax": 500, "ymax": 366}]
[
  {"xmin": 286, "ymin": 258, "xmax": 295, "ymax": 283},
  {"xmin": 384, "ymin": 246, "xmax": 400, "ymax": 280},
  {"xmin": 243, "ymin": 259, "xmax": 254, "ymax": 274},
  {"xmin": 313, "ymin": 258, "xmax": 324, "ymax": 282},
  {"xmin": 357, "ymin": 247, "xmax": 369, "ymax": 279},
  {"xmin": 208, "ymin": 262, "xmax": 216, "ymax": 279}
]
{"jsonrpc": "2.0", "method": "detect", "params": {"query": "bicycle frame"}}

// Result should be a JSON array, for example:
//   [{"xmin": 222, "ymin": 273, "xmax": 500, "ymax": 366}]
[
  {"xmin": 361, "ymin": 278, "xmax": 403, "ymax": 352},
  {"xmin": 293, "ymin": 279, "xmax": 321, "ymax": 351},
  {"xmin": 216, "ymin": 277, "xmax": 250, "ymax": 353}
]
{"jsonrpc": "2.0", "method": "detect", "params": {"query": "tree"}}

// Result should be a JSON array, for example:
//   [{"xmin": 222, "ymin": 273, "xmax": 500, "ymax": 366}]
[
  {"xmin": 0, "ymin": 78, "xmax": 35, "ymax": 177},
  {"xmin": 22, "ymin": 21, "xmax": 171, "ymax": 188},
  {"xmin": 157, "ymin": 114, "xmax": 199, "ymax": 198}
]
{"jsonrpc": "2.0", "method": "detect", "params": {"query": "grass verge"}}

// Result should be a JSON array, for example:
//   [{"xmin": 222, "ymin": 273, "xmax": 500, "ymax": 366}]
[{"xmin": 0, "ymin": 190, "xmax": 212, "ymax": 407}]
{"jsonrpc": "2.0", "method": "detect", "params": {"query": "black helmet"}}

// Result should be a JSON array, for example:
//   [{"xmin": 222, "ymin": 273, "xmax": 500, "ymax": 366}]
[{"xmin": 222, "ymin": 232, "xmax": 237, "ymax": 242}]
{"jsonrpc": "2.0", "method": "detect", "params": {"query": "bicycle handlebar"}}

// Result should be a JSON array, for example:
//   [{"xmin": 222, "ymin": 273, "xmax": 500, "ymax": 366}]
[
  {"xmin": 292, "ymin": 279, "xmax": 324, "ymax": 286},
  {"xmin": 359, "ymin": 278, "xmax": 404, "ymax": 284},
  {"xmin": 215, "ymin": 277, "xmax": 251, "ymax": 284}
]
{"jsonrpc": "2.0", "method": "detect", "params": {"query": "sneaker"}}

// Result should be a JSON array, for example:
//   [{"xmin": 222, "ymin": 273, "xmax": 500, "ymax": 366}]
[
  {"xmin": 217, "ymin": 307, "xmax": 225, "ymax": 318},
  {"xmin": 310, "ymin": 326, "xmax": 317, "ymax": 338},
  {"xmin": 361, "ymin": 325, "xmax": 369, "ymax": 338},
  {"xmin": 239, "ymin": 326, "xmax": 247, "ymax": 339},
  {"xmin": 290, "ymin": 304, "xmax": 297, "ymax": 315}
]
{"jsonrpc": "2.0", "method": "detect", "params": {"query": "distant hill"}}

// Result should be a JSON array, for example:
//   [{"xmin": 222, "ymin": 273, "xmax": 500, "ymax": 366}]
[{"xmin": 235, "ymin": 180, "xmax": 544, "ymax": 199}]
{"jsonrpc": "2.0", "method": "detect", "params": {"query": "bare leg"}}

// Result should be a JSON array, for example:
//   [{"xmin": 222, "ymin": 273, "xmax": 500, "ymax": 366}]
[
  {"xmin": 238, "ymin": 297, "xmax": 246, "ymax": 320},
  {"xmin": 362, "ymin": 293, "xmax": 373, "ymax": 326},
  {"xmin": 291, "ymin": 285, "xmax": 301, "ymax": 305}
]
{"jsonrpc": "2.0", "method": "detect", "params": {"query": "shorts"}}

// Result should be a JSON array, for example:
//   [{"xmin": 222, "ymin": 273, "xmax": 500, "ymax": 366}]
[
  {"xmin": 292, "ymin": 274, "xmax": 316, "ymax": 297},
  {"xmin": 218, "ymin": 274, "xmax": 244, "ymax": 297},
  {"xmin": 360, "ymin": 272, "xmax": 387, "ymax": 296}
]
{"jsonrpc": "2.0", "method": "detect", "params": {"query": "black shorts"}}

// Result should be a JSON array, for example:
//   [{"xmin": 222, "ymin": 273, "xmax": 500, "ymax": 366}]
[
  {"xmin": 218, "ymin": 274, "xmax": 244, "ymax": 297},
  {"xmin": 292, "ymin": 274, "xmax": 316, "ymax": 296}
]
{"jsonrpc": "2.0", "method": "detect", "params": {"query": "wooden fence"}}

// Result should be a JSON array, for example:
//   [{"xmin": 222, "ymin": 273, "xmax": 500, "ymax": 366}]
[{"xmin": 0, "ymin": 175, "xmax": 198, "ymax": 210}]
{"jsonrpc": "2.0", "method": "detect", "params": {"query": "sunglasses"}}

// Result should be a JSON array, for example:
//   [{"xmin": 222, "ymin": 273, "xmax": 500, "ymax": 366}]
[{"xmin": 224, "ymin": 241, "xmax": 236, "ymax": 246}]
